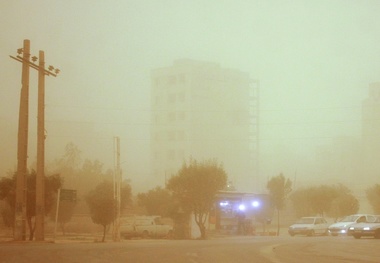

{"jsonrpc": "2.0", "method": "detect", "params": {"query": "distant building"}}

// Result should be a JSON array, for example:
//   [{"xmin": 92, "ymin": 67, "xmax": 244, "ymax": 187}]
[
  {"xmin": 150, "ymin": 59, "xmax": 260, "ymax": 191},
  {"xmin": 359, "ymin": 82, "xmax": 380, "ymax": 212},
  {"xmin": 362, "ymin": 82, "xmax": 380, "ymax": 160}
]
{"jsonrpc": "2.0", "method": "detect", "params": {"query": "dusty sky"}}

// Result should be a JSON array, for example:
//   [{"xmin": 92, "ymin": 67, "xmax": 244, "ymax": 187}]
[{"xmin": 1, "ymin": 1, "xmax": 380, "ymax": 192}]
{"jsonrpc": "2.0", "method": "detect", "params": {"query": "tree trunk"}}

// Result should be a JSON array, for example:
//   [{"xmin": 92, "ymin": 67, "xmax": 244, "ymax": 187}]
[
  {"xmin": 60, "ymin": 222, "xmax": 66, "ymax": 236},
  {"xmin": 195, "ymin": 213, "xmax": 207, "ymax": 239},
  {"xmin": 27, "ymin": 216, "xmax": 35, "ymax": 241},
  {"xmin": 102, "ymin": 225, "xmax": 106, "ymax": 242},
  {"xmin": 199, "ymin": 224, "xmax": 207, "ymax": 239},
  {"xmin": 276, "ymin": 209, "xmax": 280, "ymax": 236}
]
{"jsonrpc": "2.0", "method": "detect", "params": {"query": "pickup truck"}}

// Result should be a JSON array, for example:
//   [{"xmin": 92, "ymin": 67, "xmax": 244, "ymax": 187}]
[{"xmin": 120, "ymin": 216, "xmax": 173, "ymax": 239}]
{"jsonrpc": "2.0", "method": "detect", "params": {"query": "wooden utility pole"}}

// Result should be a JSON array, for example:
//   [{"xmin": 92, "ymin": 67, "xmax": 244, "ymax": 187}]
[{"xmin": 14, "ymin": 39, "xmax": 30, "ymax": 241}]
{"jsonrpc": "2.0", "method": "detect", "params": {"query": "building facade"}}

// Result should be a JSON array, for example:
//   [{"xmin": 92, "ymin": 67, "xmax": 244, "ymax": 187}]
[
  {"xmin": 362, "ymin": 82, "xmax": 380, "ymax": 160},
  {"xmin": 150, "ymin": 59, "xmax": 260, "ymax": 191},
  {"xmin": 361, "ymin": 82, "xmax": 380, "ymax": 198}
]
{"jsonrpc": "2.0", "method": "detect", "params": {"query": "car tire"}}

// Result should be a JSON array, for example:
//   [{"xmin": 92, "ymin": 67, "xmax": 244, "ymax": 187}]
[
  {"xmin": 167, "ymin": 230, "xmax": 173, "ymax": 239},
  {"xmin": 142, "ymin": 230, "xmax": 149, "ymax": 239},
  {"xmin": 307, "ymin": 230, "xmax": 315, "ymax": 237},
  {"xmin": 331, "ymin": 233, "xmax": 338, "ymax": 236},
  {"xmin": 374, "ymin": 229, "xmax": 380, "ymax": 239},
  {"xmin": 353, "ymin": 234, "xmax": 361, "ymax": 239},
  {"xmin": 289, "ymin": 233, "xmax": 295, "ymax": 237}
]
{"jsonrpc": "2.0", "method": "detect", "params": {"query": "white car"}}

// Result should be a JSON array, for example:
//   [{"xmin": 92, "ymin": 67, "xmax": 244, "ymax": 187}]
[
  {"xmin": 348, "ymin": 215, "xmax": 380, "ymax": 239},
  {"xmin": 120, "ymin": 216, "xmax": 173, "ymax": 239},
  {"xmin": 288, "ymin": 217, "xmax": 329, "ymax": 236},
  {"xmin": 328, "ymin": 214, "xmax": 376, "ymax": 236}
]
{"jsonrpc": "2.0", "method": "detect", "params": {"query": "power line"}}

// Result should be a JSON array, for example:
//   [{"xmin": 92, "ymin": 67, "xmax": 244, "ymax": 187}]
[
  {"xmin": 45, "ymin": 103, "xmax": 363, "ymax": 113},
  {"xmin": 44, "ymin": 118, "xmax": 368, "ymax": 126}
]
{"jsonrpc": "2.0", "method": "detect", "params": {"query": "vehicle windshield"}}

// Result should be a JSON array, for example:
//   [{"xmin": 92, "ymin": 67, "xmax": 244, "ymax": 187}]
[
  {"xmin": 340, "ymin": 215, "xmax": 359, "ymax": 222},
  {"xmin": 375, "ymin": 216, "xmax": 380, "ymax": 223},
  {"xmin": 296, "ymin": 218, "xmax": 315, "ymax": 224}
]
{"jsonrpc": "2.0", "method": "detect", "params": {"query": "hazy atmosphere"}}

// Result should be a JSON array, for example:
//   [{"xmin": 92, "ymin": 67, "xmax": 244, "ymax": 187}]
[{"xmin": 1, "ymin": 1, "xmax": 380, "ymax": 196}]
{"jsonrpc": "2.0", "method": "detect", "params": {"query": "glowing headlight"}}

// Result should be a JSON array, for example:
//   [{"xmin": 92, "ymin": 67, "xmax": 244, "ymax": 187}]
[
  {"xmin": 220, "ymin": 201, "xmax": 229, "ymax": 207},
  {"xmin": 252, "ymin": 201, "xmax": 260, "ymax": 208},
  {"xmin": 364, "ymin": 227, "xmax": 370, "ymax": 230},
  {"xmin": 238, "ymin": 204, "xmax": 246, "ymax": 211},
  {"xmin": 349, "ymin": 227, "xmax": 355, "ymax": 230}
]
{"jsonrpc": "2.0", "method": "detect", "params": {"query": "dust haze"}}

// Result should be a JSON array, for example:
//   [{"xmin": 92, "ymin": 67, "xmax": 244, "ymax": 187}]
[{"xmin": 1, "ymin": 1, "xmax": 380, "ymax": 207}]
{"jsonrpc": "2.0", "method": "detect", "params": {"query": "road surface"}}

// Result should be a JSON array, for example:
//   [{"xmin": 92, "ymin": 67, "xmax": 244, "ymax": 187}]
[{"xmin": 0, "ymin": 235, "xmax": 379, "ymax": 263}]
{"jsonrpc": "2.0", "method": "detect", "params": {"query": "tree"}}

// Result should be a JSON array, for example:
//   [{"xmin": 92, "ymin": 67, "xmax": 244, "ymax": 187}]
[
  {"xmin": 58, "ymin": 142, "xmax": 82, "ymax": 169},
  {"xmin": 49, "ymin": 143, "xmax": 109, "ymax": 197},
  {"xmin": 308, "ymin": 185, "xmax": 339, "ymax": 217},
  {"xmin": 137, "ymin": 187, "xmax": 174, "ymax": 217},
  {"xmin": 290, "ymin": 184, "xmax": 359, "ymax": 221},
  {"xmin": 266, "ymin": 173, "xmax": 292, "ymax": 236},
  {"xmin": 366, "ymin": 184, "xmax": 380, "ymax": 214},
  {"xmin": 289, "ymin": 188, "xmax": 312, "ymax": 218},
  {"xmin": 86, "ymin": 180, "xmax": 132, "ymax": 242},
  {"xmin": 0, "ymin": 170, "xmax": 62, "ymax": 240},
  {"xmin": 49, "ymin": 143, "xmax": 115, "ymax": 216},
  {"xmin": 1, "ymin": 202, "xmax": 14, "ymax": 233},
  {"xmin": 327, "ymin": 184, "xmax": 359, "ymax": 221},
  {"xmin": 166, "ymin": 159, "xmax": 227, "ymax": 239},
  {"xmin": 329, "ymin": 194, "xmax": 359, "ymax": 221},
  {"xmin": 50, "ymin": 200, "xmax": 76, "ymax": 236},
  {"xmin": 0, "ymin": 176, "xmax": 16, "ymax": 235},
  {"xmin": 50, "ymin": 142, "xmax": 82, "ymax": 188}
]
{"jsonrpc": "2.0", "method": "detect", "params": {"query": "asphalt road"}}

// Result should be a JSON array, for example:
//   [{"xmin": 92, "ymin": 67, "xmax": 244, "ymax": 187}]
[{"xmin": 0, "ymin": 235, "xmax": 379, "ymax": 263}]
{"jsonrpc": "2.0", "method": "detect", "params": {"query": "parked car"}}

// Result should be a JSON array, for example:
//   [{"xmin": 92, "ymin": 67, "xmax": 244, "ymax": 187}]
[
  {"xmin": 120, "ymin": 216, "xmax": 173, "ymax": 239},
  {"xmin": 288, "ymin": 217, "xmax": 329, "ymax": 236},
  {"xmin": 328, "ymin": 214, "xmax": 376, "ymax": 236},
  {"xmin": 348, "ymin": 215, "xmax": 380, "ymax": 239}
]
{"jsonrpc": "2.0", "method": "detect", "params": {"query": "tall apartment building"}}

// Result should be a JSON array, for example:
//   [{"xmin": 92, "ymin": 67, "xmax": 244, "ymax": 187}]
[
  {"xmin": 362, "ymin": 82, "xmax": 380, "ymax": 167},
  {"xmin": 150, "ymin": 59, "xmax": 260, "ymax": 191}
]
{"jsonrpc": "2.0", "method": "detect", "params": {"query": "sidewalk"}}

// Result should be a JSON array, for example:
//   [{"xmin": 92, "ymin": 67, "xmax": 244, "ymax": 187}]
[
  {"xmin": 0, "ymin": 227, "xmax": 291, "ymax": 243},
  {"xmin": 0, "ymin": 233, "xmax": 105, "ymax": 244},
  {"xmin": 208, "ymin": 226, "xmax": 289, "ymax": 239}
]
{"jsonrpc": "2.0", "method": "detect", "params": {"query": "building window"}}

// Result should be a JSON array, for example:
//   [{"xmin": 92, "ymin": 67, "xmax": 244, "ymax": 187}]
[
  {"xmin": 154, "ymin": 114, "xmax": 159, "ymax": 124},
  {"xmin": 178, "ymin": 111, "xmax": 186, "ymax": 121},
  {"xmin": 168, "ymin": 131, "xmax": 176, "ymax": 141},
  {"xmin": 178, "ymin": 92, "xmax": 186, "ymax": 102},
  {"xmin": 155, "ymin": 78, "xmax": 160, "ymax": 87},
  {"xmin": 177, "ymin": 130, "xmax": 185, "ymax": 141},
  {"xmin": 168, "ymin": 112, "xmax": 176, "ymax": 122},
  {"xmin": 154, "ymin": 151, "xmax": 160, "ymax": 160},
  {"xmin": 167, "ymin": 150, "xmax": 175, "ymax": 160},
  {"xmin": 155, "ymin": 94, "xmax": 164, "ymax": 105},
  {"xmin": 177, "ymin": 149, "xmax": 185, "ymax": 160},
  {"xmin": 168, "ymin": 93, "xmax": 176, "ymax": 103},
  {"xmin": 169, "ymin": 76, "xmax": 176, "ymax": 85},
  {"xmin": 178, "ymin": 74, "xmax": 186, "ymax": 84}
]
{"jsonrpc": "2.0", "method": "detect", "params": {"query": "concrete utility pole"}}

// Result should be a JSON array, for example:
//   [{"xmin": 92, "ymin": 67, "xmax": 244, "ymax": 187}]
[
  {"xmin": 250, "ymin": 79, "xmax": 260, "ymax": 191},
  {"xmin": 10, "ymin": 40, "xmax": 59, "ymax": 241},
  {"xmin": 35, "ymin": 51, "xmax": 59, "ymax": 241},
  {"xmin": 113, "ymin": 137, "xmax": 121, "ymax": 241},
  {"xmin": 35, "ymin": 51, "xmax": 45, "ymax": 241},
  {"xmin": 13, "ymin": 39, "xmax": 30, "ymax": 241}
]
